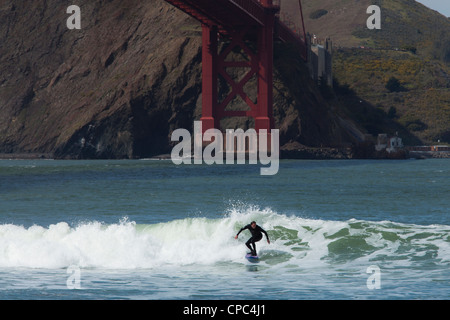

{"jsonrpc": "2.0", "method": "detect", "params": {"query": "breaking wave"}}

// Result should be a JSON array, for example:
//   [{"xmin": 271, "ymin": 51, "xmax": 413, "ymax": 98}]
[{"xmin": 1, "ymin": 206, "xmax": 449, "ymax": 269}]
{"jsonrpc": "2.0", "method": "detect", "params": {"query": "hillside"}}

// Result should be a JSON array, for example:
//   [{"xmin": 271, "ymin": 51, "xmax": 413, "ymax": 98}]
[
  {"xmin": 333, "ymin": 48, "xmax": 450, "ymax": 144},
  {"xmin": 0, "ymin": 0, "xmax": 203, "ymax": 158},
  {"xmin": 0, "ymin": 0, "xmax": 358, "ymax": 159},
  {"xmin": 284, "ymin": 0, "xmax": 450, "ymax": 59},
  {"xmin": 1, "ymin": 0, "xmax": 448, "ymax": 159},
  {"xmin": 281, "ymin": 0, "xmax": 370, "ymax": 47},
  {"xmin": 284, "ymin": 0, "xmax": 450, "ymax": 144}
]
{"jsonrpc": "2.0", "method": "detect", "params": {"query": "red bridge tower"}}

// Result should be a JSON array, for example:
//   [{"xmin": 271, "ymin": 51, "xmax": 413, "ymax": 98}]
[{"xmin": 164, "ymin": 0, "xmax": 307, "ymax": 134}]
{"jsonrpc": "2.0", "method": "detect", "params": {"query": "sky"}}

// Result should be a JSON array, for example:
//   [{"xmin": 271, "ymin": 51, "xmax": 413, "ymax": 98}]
[{"xmin": 416, "ymin": 0, "xmax": 450, "ymax": 17}]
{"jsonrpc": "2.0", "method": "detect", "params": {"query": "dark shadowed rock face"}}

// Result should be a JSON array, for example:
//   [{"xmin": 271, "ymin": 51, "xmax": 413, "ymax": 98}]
[{"xmin": 0, "ymin": 0, "xmax": 358, "ymax": 159}]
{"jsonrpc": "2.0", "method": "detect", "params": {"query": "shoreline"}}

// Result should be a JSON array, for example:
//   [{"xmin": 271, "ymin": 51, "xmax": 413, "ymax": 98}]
[
  {"xmin": 0, "ymin": 153, "xmax": 54, "ymax": 160},
  {"xmin": 1, "ymin": 149, "xmax": 448, "ymax": 161}
]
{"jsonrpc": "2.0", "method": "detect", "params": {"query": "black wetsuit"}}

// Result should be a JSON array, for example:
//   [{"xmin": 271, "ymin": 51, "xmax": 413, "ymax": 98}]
[{"xmin": 236, "ymin": 224, "xmax": 269, "ymax": 256}]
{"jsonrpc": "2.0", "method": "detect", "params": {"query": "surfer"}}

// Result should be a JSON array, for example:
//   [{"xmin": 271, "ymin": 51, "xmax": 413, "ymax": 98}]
[{"xmin": 235, "ymin": 221, "xmax": 270, "ymax": 256}]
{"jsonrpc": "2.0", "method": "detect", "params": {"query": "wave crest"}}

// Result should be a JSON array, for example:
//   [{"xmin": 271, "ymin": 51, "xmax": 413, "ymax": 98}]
[{"xmin": 1, "ymin": 207, "xmax": 449, "ymax": 269}]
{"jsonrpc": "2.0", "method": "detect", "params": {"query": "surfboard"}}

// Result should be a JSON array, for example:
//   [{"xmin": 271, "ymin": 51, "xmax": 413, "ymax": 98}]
[{"xmin": 245, "ymin": 253, "xmax": 260, "ymax": 263}]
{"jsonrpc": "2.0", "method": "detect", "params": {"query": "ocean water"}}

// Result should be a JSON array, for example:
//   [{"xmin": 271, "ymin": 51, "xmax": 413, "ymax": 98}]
[{"xmin": 0, "ymin": 159, "xmax": 448, "ymax": 300}]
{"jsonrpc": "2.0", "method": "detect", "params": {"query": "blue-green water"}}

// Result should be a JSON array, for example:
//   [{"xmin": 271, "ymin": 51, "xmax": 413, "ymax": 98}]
[{"xmin": 0, "ymin": 159, "xmax": 449, "ymax": 299}]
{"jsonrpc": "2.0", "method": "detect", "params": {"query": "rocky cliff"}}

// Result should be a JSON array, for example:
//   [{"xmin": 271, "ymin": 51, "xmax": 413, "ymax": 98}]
[{"xmin": 0, "ymin": 0, "xmax": 359, "ymax": 159}]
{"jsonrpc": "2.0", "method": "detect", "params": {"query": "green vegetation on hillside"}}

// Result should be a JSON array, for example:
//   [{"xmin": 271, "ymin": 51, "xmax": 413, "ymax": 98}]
[
  {"xmin": 352, "ymin": 0, "xmax": 450, "ymax": 64},
  {"xmin": 309, "ymin": 9, "xmax": 328, "ymax": 20},
  {"xmin": 295, "ymin": 0, "xmax": 450, "ymax": 144},
  {"xmin": 333, "ymin": 48, "xmax": 450, "ymax": 144}
]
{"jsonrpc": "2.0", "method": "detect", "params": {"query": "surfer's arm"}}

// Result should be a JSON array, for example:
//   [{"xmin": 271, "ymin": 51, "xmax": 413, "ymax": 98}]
[
  {"xmin": 235, "ymin": 225, "xmax": 249, "ymax": 238},
  {"xmin": 259, "ymin": 227, "xmax": 270, "ymax": 243}
]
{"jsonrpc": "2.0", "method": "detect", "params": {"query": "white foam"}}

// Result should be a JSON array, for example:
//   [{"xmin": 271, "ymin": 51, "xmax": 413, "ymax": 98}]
[{"xmin": 1, "ymin": 207, "xmax": 449, "ymax": 270}]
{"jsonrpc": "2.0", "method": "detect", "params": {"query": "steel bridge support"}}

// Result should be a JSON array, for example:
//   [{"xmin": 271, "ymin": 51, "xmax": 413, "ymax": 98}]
[{"xmin": 200, "ymin": 0, "xmax": 278, "ymax": 135}]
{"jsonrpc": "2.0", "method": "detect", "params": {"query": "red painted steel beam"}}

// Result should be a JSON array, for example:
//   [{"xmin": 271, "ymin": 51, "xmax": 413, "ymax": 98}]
[
  {"xmin": 255, "ymin": 2, "xmax": 275, "ymax": 133},
  {"xmin": 165, "ymin": 0, "xmax": 307, "ymax": 60},
  {"xmin": 164, "ymin": 0, "xmax": 267, "ymax": 33},
  {"xmin": 164, "ymin": 0, "xmax": 308, "ymax": 134},
  {"xmin": 200, "ymin": 25, "xmax": 219, "ymax": 133}
]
